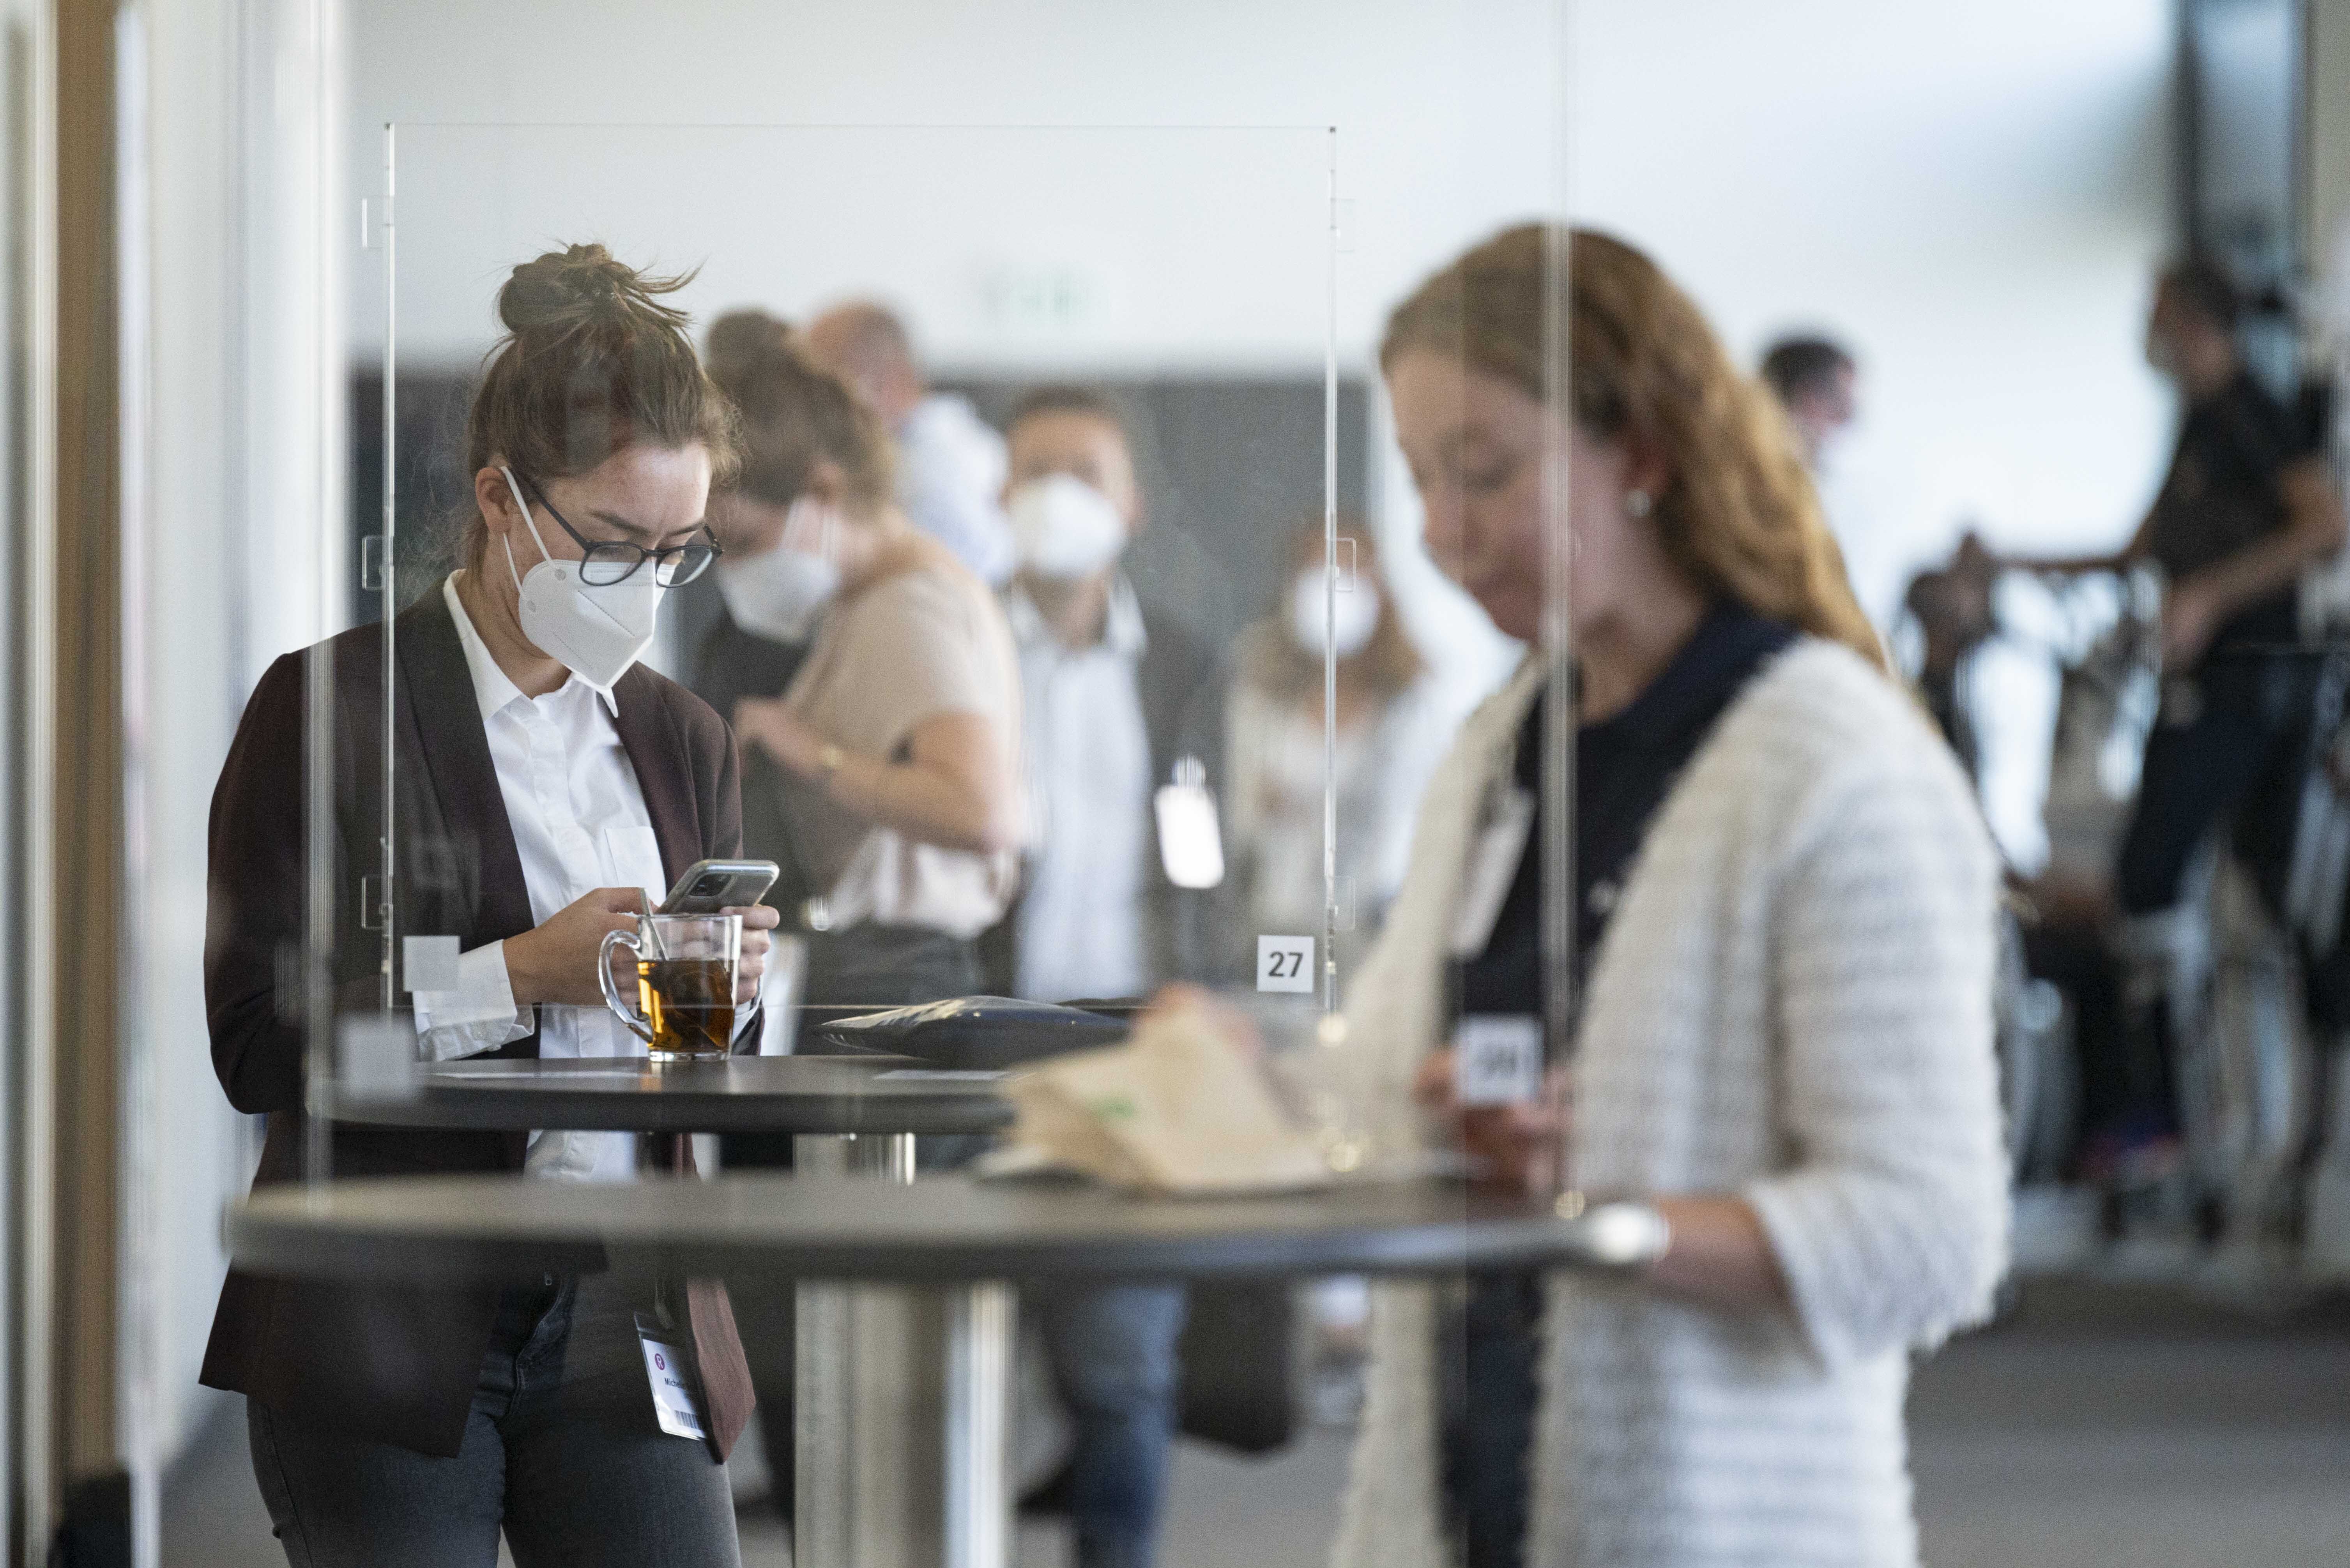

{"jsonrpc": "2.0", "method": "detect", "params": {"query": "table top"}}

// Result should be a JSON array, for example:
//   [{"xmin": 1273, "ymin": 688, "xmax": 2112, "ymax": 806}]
[
  {"xmin": 322, "ymin": 1055, "xmax": 1016, "ymax": 1136},
  {"xmin": 226, "ymin": 1172, "xmax": 1666, "ymax": 1287}
]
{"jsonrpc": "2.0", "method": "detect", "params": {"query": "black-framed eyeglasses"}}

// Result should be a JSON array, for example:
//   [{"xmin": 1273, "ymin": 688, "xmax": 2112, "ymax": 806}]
[{"xmin": 517, "ymin": 473, "xmax": 721, "ymax": 588}]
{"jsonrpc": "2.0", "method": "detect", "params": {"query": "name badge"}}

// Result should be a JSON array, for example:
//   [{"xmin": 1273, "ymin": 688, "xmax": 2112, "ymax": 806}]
[
  {"xmin": 636, "ymin": 1314, "xmax": 708, "ymax": 1441},
  {"xmin": 1155, "ymin": 775, "xmax": 1226, "ymax": 890},
  {"xmin": 1454, "ymin": 1014, "xmax": 1543, "ymax": 1106},
  {"xmin": 1448, "ymin": 786, "xmax": 1535, "ymax": 958}
]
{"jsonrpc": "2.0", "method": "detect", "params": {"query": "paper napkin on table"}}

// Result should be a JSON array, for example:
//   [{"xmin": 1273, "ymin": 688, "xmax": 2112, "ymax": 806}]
[{"xmin": 1002, "ymin": 999, "xmax": 1331, "ymax": 1195}]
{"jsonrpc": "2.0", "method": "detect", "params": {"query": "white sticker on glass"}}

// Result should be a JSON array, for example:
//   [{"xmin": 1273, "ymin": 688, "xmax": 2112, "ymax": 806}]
[
  {"xmin": 402, "ymin": 934, "xmax": 461, "ymax": 994},
  {"xmin": 1257, "ymin": 934, "xmax": 1315, "ymax": 993},
  {"xmin": 1454, "ymin": 1014, "xmax": 1543, "ymax": 1106}
]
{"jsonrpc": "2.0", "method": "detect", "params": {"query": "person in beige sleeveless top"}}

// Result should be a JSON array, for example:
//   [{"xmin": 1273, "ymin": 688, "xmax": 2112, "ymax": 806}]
[{"xmin": 698, "ymin": 309, "xmax": 1024, "ymax": 1009}]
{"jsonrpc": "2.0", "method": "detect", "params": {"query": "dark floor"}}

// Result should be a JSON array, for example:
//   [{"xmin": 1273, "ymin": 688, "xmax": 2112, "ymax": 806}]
[{"xmin": 165, "ymin": 1280, "xmax": 2350, "ymax": 1568}]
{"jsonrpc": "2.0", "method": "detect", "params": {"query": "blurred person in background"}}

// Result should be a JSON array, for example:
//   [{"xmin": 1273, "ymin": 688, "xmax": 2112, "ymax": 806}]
[
  {"xmin": 805, "ymin": 298, "xmax": 1018, "ymax": 584},
  {"xmin": 204, "ymin": 246, "xmax": 781, "ymax": 1566},
  {"xmin": 1225, "ymin": 514, "xmax": 1445, "ymax": 973},
  {"xmin": 1333, "ymin": 225, "xmax": 2006, "ymax": 1568},
  {"xmin": 1759, "ymin": 334, "xmax": 1857, "ymax": 471},
  {"xmin": 693, "ymin": 312, "xmax": 819, "ymax": 723},
  {"xmin": 1899, "ymin": 529, "xmax": 2000, "ymax": 780},
  {"xmin": 988, "ymin": 384, "xmax": 1209, "ymax": 1568},
  {"xmin": 992, "ymin": 385, "xmax": 1223, "ymax": 1005},
  {"xmin": 1760, "ymin": 332, "xmax": 1913, "ymax": 638},
  {"xmin": 2003, "ymin": 258, "xmax": 2346, "ymax": 1181},
  {"xmin": 695, "ymin": 309, "xmax": 1025, "ymax": 1507},
  {"xmin": 699, "ymin": 309, "xmax": 1023, "ymax": 1009}
]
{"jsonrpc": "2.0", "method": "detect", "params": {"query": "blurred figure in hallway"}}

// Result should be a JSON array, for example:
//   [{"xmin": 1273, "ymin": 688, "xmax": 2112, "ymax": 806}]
[
  {"xmin": 988, "ymin": 383, "xmax": 1204, "ymax": 1568},
  {"xmin": 1760, "ymin": 334, "xmax": 1857, "ymax": 471},
  {"xmin": 694, "ymin": 312, "xmax": 820, "ymax": 723},
  {"xmin": 991, "ymin": 385, "xmax": 1224, "ymax": 1005},
  {"xmin": 1762, "ymin": 332, "xmax": 1908, "ymax": 637},
  {"xmin": 2005, "ymin": 257, "xmax": 2345, "ymax": 1183},
  {"xmin": 804, "ymin": 299, "xmax": 1017, "ymax": 584},
  {"xmin": 1225, "ymin": 514, "xmax": 1445, "ymax": 975}
]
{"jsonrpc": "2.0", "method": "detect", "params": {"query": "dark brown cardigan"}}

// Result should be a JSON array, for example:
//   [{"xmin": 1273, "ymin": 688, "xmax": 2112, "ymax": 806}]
[{"xmin": 198, "ymin": 589, "xmax": 753, "ymax": 1460}]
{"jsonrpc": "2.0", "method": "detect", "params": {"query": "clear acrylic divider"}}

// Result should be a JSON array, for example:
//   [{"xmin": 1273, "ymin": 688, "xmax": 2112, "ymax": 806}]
[{"xmin": 321, "ymin": 119, "xmax": 1356, "ymax": 1568}]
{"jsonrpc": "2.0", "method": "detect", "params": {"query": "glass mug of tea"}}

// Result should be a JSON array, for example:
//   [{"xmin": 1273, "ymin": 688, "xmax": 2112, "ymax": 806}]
[{"xmin": 598, "ymin": 912, "xmax": 742, "ymax": 1063}]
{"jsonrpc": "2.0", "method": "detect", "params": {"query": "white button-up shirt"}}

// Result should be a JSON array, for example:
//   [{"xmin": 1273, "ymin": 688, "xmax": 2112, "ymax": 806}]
[
  {"xmin": 410, "ymin": 576, "xmax": 668, "ymax": 1181},
  {"xmin": 1004, "ymin": 575, "xmax": 1153, "ymax": 1002}
]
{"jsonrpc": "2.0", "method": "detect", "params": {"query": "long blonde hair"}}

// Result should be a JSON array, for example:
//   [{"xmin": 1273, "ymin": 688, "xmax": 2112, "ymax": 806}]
[{"xmin": 1381, "ymin": 224, "xmax": 1884, "ymax": 669}]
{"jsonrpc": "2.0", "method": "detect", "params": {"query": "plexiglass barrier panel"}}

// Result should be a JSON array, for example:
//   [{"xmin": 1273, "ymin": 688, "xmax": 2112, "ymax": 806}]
[
  {"xmin": 323, "ymin": 120, "xmax": 1388, "ymax": 1083},
  {"xmin": 285, "ymin": 95, "xmax": 1612, "ymax": 1567},
  {"xmin": 316, "ymin": 120, "xmax": 1371, "ymax": 1566}
]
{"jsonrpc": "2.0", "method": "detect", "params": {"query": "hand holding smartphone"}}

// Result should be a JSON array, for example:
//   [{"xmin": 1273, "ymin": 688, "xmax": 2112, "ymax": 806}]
[{"xmin": 658, "ymin": 858, "xmax": 781, "ymax": 915}]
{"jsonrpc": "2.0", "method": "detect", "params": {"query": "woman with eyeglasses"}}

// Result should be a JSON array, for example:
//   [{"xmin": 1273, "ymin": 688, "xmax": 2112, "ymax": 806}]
[{"xmin": 201, "ymin": 244, "xmax": 779, "ymax": 1567}]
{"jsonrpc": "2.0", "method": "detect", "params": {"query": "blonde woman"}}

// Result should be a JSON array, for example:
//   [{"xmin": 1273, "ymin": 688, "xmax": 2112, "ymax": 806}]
[{"xmin": 1332, "ymin": 226, "xmax": 2007, "ymax": 1568}]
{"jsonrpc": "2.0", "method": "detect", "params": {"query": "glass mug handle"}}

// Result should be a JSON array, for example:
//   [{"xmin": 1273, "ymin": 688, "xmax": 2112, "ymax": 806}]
[{"xmin": 598, "ymin": 926, "xmax": 656, "ymax": 1044}]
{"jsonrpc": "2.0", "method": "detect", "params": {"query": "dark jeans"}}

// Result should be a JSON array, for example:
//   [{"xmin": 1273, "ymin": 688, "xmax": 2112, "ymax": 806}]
[
  {"xmin": 2023, "ymin": 919, "xmax": 2169, "ymax": 1153},
  {"xmin": 1439, "ymin": 1272, "xmax": 1542, "ymax": 1568},
  {"xmin": 1035, "ymin": 1282, "xmax": 1190, "ymax": 1568},
  {"xmin": 2118, "ymin": 653, "xmax": 2311, "ymax": 916},
  {"xmin": 246, "ymin": 1273, "xmax": 739, "ymax": 1568}
]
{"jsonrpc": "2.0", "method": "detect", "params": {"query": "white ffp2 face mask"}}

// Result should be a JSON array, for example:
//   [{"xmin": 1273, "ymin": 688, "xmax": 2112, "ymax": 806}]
[
  {"xmin": 1290, "ymin": 570, "xmax": 1382, "ymax": 659},
  {"xmin": 717, "ymin": 507, "xmax": 841, "ymax": 644},
  {"xmin": 1006, "ymin": 473, "xmax": 1126, "ymax": 580},
  {"xmin": 499, "ymin": 465, "xmax": 666, "ymax": 690}
]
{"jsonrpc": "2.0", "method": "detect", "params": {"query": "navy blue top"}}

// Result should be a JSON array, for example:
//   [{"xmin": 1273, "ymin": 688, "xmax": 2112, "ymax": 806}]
[{"xmin": 1452, "ymin": 604, "xmax": 1798, "ymax": 1036}]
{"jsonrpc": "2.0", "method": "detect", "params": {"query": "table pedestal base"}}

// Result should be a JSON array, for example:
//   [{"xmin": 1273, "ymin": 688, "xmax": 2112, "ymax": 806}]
[{"xmin": 794, "ymin": 1134, "xmax": 1013, "ymax": 1568}]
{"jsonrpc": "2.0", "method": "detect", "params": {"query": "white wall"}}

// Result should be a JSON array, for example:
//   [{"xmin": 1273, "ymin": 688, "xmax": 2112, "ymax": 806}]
[
  {"xmin": 346, "ymin": 0, "xmax": 1567, "ymax": 373},
  {"xmin": 1573, "ymin": 1, "xmax": 2173, "ymax": 610},
  {"xmin": 132, "ymin": 0, "xmax": 344, "ymax": 1496},
  {"xmin": 1568, "ymin": 0, "xmax": 2176, "ymax": 864},
  {"xmin": 125, "ymin": 0, "xmax": 244, "ymax": 1495},
  {"xmin": 345, "ymin": 2, "xmax": 2178, "ymax": 854}
]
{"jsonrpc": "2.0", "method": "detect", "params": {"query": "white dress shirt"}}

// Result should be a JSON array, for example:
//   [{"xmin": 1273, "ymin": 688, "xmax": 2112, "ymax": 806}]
[
  {"xmin": 411, "ymin": 575, "xmax": 668, "ymax": 1181},
  {"xmin": 1004, "ymin": 575, "xmax": 1153, "ymax": 1001}
]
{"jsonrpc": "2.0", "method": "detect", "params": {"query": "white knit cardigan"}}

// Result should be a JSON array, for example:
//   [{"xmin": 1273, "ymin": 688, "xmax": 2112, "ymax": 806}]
[{"xmin": 1330, "ymin": 639, "xmax": 2009, "ymax": 1568}]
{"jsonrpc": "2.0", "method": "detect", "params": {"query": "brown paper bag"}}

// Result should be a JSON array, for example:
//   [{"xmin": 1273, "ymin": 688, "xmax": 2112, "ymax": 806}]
[{"xmin": 1003, "ymin": 1001, "xmax": 1331, "ymax": 1195}]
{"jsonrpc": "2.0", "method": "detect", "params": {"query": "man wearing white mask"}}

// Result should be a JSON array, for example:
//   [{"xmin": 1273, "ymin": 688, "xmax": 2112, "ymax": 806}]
[
  {"xmin": 994, "ymin": 385, "xmax": 1224, "ymax": 1005},
  {"xmin": 990, "ymin": 386, "xmax": 1219, "ymax": 1568},
  {"xmin": 805, "ymin": 300, "xmax": 1018, "ymax": 586}
]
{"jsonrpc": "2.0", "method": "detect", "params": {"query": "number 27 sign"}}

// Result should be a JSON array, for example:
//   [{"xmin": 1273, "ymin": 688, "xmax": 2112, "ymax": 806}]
[{"xmin": 1256, "ymin": 934, "xmax": 1315, "ymax": 994}]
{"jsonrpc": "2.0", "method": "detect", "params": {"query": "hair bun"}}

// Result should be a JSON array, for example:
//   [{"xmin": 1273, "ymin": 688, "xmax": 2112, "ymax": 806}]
[{"xmin": 499, "ymin": 243, "xmax": 675, "ymax": 334}]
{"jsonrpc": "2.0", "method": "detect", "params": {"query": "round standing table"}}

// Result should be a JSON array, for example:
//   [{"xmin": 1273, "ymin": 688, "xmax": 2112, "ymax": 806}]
[
  {"xmin": 229, "ymin": 1172, "xmax": 1665, "ymax": 1568},
  {"xmin": 322, "ymin": 1052, "xmax": 1015, "ymax": 1138},
  {"xmin": 309, "ymin": 1050, "xmax": 1014, "ymax": 1566}
]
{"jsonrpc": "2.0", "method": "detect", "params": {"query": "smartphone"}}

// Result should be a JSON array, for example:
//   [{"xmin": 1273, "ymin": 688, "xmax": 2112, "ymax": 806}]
[{"xmin": 658, "ymin": 858, "xmax": 781, "ymax": 915}]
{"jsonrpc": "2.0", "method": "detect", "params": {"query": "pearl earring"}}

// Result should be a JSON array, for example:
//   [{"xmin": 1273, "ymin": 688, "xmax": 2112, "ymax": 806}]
[{"xmin": 1624, "ymin": 489, "xmax": 1653, "ymax": 519}]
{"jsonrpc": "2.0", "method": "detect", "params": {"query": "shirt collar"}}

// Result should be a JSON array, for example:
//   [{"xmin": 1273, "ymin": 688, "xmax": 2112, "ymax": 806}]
[
  {"xmin": 1001, "ymin": 572, "xmax": 1148, "ymax": 658},
  {"xmin": 442, "ymin": 574, "xmax": 621, "ymax": 721}
]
